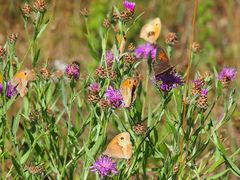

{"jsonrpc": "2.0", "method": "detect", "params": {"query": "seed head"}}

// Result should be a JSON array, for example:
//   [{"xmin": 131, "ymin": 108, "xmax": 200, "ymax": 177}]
[
  {"xmin": 165, "ymin": 32, "xmax": 178, "ymax": 45},
  {"xmin": 22, "ymin": 4, "xmax": 32, "ymax": 17},
  {"xmin": 192, "ymin": 77, "xmax": 205, "ymax": 96},
  {"xmin": 108, "ymin": 70, "xmax": 117, "ymax": 81},
  {"xmin": 128, "ymin": 43, "xmax": 135, "ymax": 52},
  {"xmin": 9, "ymin": 33, "xmax": 18, "ymax": 43},
  {"xmin": 124, "ymin": 53, "xmax": 136, "ymax": 65},
  {"xmin": 99, "ymin": 99, "xmax": 110, "ymax": 109},
  {"xmin": 34, "ymin": 0, "xmax": 47, "ymax": 12},
  {"xmin": 87, "ymin": 93, "xmax": 100, "ymax": 103},
  {"xmin": 29, "ymin": 109, "xmax": 40, "ymax": 121},
  {"xmin": 95, "ymin": 66, "xmax": 107, "ymax": 79},
  {"xmin": 192, "ymin": 42, "xmax": 201, "ymax": 53},
  {"xmin": 0, "ymin": 46, "xmax": 6, "ymax": 58},
  {"xmin": 80, "ymin": 8, "xmax": 89, "ymax": 17},
  {"xmin": 26, "ymin": 165, "xmax": 43, "ymax": 174},
  {"xmin": 197, "ymin": 89, "xmax": 208, "ymax": 110},
  {"xmin": 40, "ymin": 68, "xmax": 51, "ymax": 80},
  {"xmin": 103, "ymin": 18, "xmax": 111, "ymax": 29},
  {"xmin": 133, "ymin": 123, "xmax": 146, "ymax": 135},
  {"xmin": 120, "ymin": 10, "xmax": 134, "ymax": 22}
]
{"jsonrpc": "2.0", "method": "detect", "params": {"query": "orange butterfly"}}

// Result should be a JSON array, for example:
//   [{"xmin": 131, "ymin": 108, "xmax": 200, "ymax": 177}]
[
  {"xmin": 103, "ymin": 132, "xmax": 132, "ymax": 159},
  {"xmin": 117, "ymin": 35, "xmax": 126, "ymax": 54},
  {"xmin": 120, "ymin": 77, "xmax": 140, "ymax": 108},
  {"xmin": 140, "ymin": 17, "xmax": 161, "ymax": 44},
  {"xmin": 152, "ymin": 46, "xmax": 175, "ymax": 76},
  {"xmin": 11, "ymin": 70, "xmax": 35, "ymax": 97}
]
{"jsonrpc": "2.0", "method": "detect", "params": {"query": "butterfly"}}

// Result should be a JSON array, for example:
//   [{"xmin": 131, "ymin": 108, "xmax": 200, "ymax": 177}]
[
  {"xmin": 152, "ymin": 46, "xmax": 175, "ymax": 77},
  {"xmin": 140, "ymin": 17, "xmax": 161, "ymax": 44},
  {"xmin": 103, "ymin": 132, "xmax": 132, "ymax": 159},
  {"xmin": 120, "ymin": 77, "xmax": 140, "ymax": 108},
  {"xmin": 11, "ymin": 70, "xmax": 35, "ymax": 97},
  {"xmin": 116, "ymin": 35, "xmax": 126, "ymax": 54}
]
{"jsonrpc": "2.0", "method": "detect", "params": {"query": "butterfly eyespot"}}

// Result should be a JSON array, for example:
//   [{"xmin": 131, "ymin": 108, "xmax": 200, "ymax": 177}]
[
  {"xmin": 24, "ymin": 72, "xmax": 27, "ymax": 76},
  {"xmin": 120, "ymin": 137, "xmax": 124, "ymax": 140}
]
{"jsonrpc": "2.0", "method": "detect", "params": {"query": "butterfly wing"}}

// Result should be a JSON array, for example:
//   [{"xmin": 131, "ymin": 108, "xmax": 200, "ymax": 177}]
[
  {"xmin": 11, "ymin": 70, "xmax": 33, "ymax": 97},
  {"xmin": 130, "ymin": 77, "xmax": 140, "ymax": 106},
  {"xmin": 120, "ymin": 78, "xmax": 140, "ymax": 108},
  {"xmin": 103, "ymin": 132, "xmax": 132, "ymax": 159},
  {"xmin": 120, "ymin": 79, "xmax": 134, "ymax": 108},
  {"xmin": 17, "ymin": 81, "xmax": 28, "ymax": 97},
  {"xmin": 140, "ymin": 17, "xmax": 161, "ymax": 44},
  {"xmin": 153, "ymin": 46, "xmax": 174, "ymax": 76}
]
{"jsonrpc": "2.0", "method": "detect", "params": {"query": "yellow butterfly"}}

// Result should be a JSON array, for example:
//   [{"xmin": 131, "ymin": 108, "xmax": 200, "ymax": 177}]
[
  {"xmin": 120, "ymin": 77, "xmax": 140, "ymax": 108},
  {"xmin": 140, "ymin": 17, "xmax": 161, "ymax": 44},
  {"xmin": 11, "ymin": 70, "xmax": 35, "ymax": 97},
  {"xmin": 103, "ymin": 132, "xmax": 132, "ymax": 159}
]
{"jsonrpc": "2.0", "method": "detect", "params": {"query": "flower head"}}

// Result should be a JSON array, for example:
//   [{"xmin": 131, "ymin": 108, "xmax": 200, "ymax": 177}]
[
  {"xmin": 106, "ymin": 50, "xmax": 114, "ymax": 68},
  {"xmin": 154, "ymin": 71, "xmax": 184, "ymax": 92},
  {"xmin": 123, "ymin": 0, "xmax": 136, "ymax": 12},
  {"xmin": 218, "ymin": 67, "xmax": 237, "ymax": 83},
  {"xmin": 6, "ymin": 82, "xmax": 17, "ymax": 98},
  {"xmin": 106, "ymin": 51, "xmax": 114, "ymax": 63},
  {"xmin": 90, "ymin": 156, "xmax": 118, "ymax": 177},
  {"xmin": 135, "ymin": 43, "xmax": 157, "ymax": 60},
  {"xmin": 65, "ymin": 61, "xmax": 80, "ymax": 80},
  {"xmin": 34, "ymin": 0, "xmax": 47, "ymax": 12},
  {"xmin": 201, "ymin": 89, "xmax": 208, "ymax": 97},
  {"xmin": 0, "ymin": 46, "xmax": 6, "ymax": 58},
  {"xmin": 88, "ymin": 83, "xmax": 100, "ymax": 93},
  {"xmin": 22, "ymin": 4, "xmax": 32, "ymax": 17},
  {"xmin": 165, "ymin": 32, "xmax": 178, "ymax": 45},
  {"xmin": 105, "ymin": 86, "xmax": 124, "ymax": 108}
]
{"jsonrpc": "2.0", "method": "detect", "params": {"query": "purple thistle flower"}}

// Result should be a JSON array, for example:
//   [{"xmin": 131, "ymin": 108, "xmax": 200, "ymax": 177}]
[
  {"xmin": 6, "ymin": 82, "xmax": 17, "ymax": 98},
  {"xmin": 90, "ymin": 156, "xmax": 118, "ymax": 177},
  {"xmin": 201, "ymin": 89, "xmax": 208, "ymax": 97},
  {"xmin": 193, "ymin": 78, "xmax": 204, "ymax": 89},
  {"xmin": 218, "ymin": 67, "xmax": 237, "ymax": 82},
  {"xmin": 155, "ymin": 71, "xmax": 184, "ymax": 92},
  {"xmin": 88, "ymin": 83, "xmax": 100, "ymax": 93},
  {"xmin": 65, "ymin": 61, "xmax": 80, "ymax": 80},
  {"xmin": 106, "ymin": 50, "xmax": 114, "ymax": 68},
  {"xmin": 123, "ymin": 0, "xmax": 136, "ymax": 12},
  {"xmin": 105, "ymin": 86, "xmax": 124, "ymax": 108},
  {"xmin": 106, "ymin": 50, "xmax": 114, "ymax": 63},
  {"xmin": 0, "ymin": 83, "xmax": 3, "ymax": 94},
  {"xmin": 135, "ymin": 43, "xmax": 157, "ymax": 60}
]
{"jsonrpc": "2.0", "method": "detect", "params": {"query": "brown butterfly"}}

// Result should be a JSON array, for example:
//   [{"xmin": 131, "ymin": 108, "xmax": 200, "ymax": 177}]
[
  {"xmin": 120, "ymin": 77, "xmax": 140, "ymax": 108},
  {"xmin": 152, "ymin": 46, "xmax": 175, "ymax": 76},
  {"xmin": 11, "ymin": 70, "xmax": 35, "ymax": 97},
  {"xmin": 103, "ymin": 132, "xmax": 132, "ymax": 159},
  {"xmin": 140, "ymin": 17, "xmax": 161, "ymax": 44}
]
